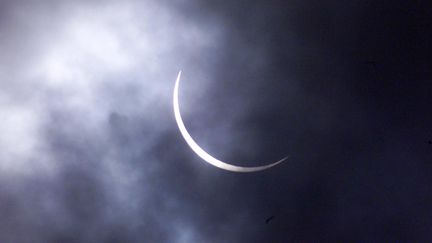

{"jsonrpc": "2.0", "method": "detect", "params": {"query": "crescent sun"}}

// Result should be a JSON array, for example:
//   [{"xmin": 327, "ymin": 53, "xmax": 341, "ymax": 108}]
[{"xmin": 173, "ymin": 71, "xmax": 288, "ymax": 172}]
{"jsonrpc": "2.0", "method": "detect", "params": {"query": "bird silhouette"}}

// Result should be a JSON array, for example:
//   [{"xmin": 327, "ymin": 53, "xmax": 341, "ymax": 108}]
[{"xmin": 265, "ymin": 216, "xmax": 275, "ymax": 224}]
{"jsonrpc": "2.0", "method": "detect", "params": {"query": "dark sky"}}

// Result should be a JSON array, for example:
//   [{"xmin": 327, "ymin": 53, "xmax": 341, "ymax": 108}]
[{"xmin": 0, "ymin": 0, "xmax": 431, "ymax": 242}]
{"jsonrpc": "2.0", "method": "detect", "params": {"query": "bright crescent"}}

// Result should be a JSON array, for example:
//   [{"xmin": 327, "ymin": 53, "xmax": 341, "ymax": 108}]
[{"xmin": 173, "ymin": 71, "xmax": 287, "ymax": 172}]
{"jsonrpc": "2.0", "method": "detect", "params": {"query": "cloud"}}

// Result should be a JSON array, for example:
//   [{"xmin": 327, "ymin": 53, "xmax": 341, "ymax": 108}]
[{"xmin": 0, "ymin": 0, "xmax": 279, "ymax": 242}]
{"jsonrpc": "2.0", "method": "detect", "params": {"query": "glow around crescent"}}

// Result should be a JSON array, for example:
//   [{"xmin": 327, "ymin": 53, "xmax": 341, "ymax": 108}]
[{"xmin": 173, "ymin": 71, "xmax": 287, "ymax": 172}]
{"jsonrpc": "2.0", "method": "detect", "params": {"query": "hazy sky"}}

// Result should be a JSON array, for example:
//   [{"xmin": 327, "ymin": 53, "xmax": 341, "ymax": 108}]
[{"xmin": 0, "ymin": 0, "xmax": 431, "ymax": 242}]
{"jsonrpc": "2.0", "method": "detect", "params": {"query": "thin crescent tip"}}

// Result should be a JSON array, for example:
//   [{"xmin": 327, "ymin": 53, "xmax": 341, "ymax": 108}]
[
  {"xmin": 276, "ymin": 156, "xmax": 288, "ymax": 165},
  {"xmin": 270, "ymin": 155, "xmax": 289, "ymax": 167},
  {"xmin": 175, "ymin": 71, "xmax": 182, "ymax": 85}
]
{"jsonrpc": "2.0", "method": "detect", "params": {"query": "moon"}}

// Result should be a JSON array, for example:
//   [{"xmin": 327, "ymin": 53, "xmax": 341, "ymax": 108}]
[{"xmin": 173, "ymin": 71, "xmax": 287, "ymax": 172}]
